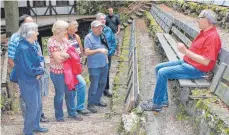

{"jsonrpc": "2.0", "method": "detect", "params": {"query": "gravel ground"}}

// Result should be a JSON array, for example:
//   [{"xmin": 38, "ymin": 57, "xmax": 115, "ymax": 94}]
[{"xmin": 136, "ymin": 19, "xmax": 197, "ymax": 135}]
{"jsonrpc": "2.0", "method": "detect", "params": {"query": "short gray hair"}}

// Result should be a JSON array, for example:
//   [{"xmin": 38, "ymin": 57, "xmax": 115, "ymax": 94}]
[
  {"xmin": 199, "ymin": 9, "xmax": 217, "ymax": 24},
  {"xmin": 19, "ymin": 22, "xmax": 38, "ymax": 38},
  {"xmin": 68, "ymin": 20, "xmax": 79, "ymax": 28},
  {"xmin": 96, "ymin": 13, "xmax": 106, "ymax": 20}
]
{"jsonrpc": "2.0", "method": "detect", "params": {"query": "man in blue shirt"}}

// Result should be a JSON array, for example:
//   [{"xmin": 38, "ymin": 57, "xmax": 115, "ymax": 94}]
[
  {"xmin": 8, "ymin": 14, "xmax": 48, "ymax": 123},
  {"xmin": 96, "ymin": 13, "xmax": 116, "ymax": 97},
  {"xmin": 84, "ymin": 20, "xmax": 109, "ymax": 113}
]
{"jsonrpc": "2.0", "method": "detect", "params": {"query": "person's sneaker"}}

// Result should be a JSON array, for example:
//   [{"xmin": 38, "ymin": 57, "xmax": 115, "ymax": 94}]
[
  {"xmin": 33, "ymin": 127, "xmax": 48, "ymax": 133},
  {"xmin": 40, "ymin": 116, "xmax": 49, "ymax": 122},
  {"xmin": 56, "ymin": 119, "xmax": 65, "ymax": 122},
  {"xmin": 77, "ymin": 109, "xmax": 90, "ymax": 115},
  {"xmin": 69, "ymin": 115, "xmax": 83, "ymax": 121},
  {"xmin": 140, "ymin": 102, "xmax": 162, "ymax": 112},
  {"xmin": 95, "ymin": 102, "xmax": 107, "ymax": 107},
  {"xmin": 87, "ymin": 105, "xmax": 97, "ymax": 113},
  {"xmin": 162, "ymin": 102, "xmax": 169, "ymax": 107},
  {"xmin": 104, "ymin": 91, "xmax": 113, "ymax": 98}
]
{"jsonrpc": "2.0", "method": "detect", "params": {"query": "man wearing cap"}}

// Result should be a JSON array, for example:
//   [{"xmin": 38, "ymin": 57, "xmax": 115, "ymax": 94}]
[
  {"xmin": 141, "ymin": 9, "xmax": 221, "ymax": 112},
  {"xmin": 84, "ymin": 20, "xmax": 109, "ymax": 113},
  {"xmin": 95, "ymin": 13, "xmax": 116, "ymax": 98}
]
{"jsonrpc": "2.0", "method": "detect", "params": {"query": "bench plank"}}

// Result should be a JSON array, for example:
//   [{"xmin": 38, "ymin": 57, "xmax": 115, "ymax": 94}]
[
  {"xmin": 163, "ymin": 33, "xmax": 185, "ymax": 59},
  {"xmin": 210, "ymin": 63, "xmax": 227, "ymax": 92},
  {"xmin": 223, "ymin": 65, "xmax": 229, "ymax": 81},
  {"xmin": 214, "ymin": 82, "xmax": 229, "ymax": 106},
  {"xmin": 179, "ymin": 79, "xmax": 197, "ymax": 87},
  {"xmin": 218, "ymin": 49, "xmax": 229, "ymax": 63},
  {"xmin": 194, "ymin": 79, "xmax": 210, "ymax": 87},
  {"xmin": 156, "ymin": 33, "xmax": 178, "ymax": 61},
  {"xmin": 171, "ymin": 26, "xmax": 192, "ymax": 47}
]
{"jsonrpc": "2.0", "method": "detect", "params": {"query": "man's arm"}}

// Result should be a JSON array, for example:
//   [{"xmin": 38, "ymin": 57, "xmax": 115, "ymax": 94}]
[
  {"xmin": 85, "ymin": 48, "xmax": 107, "ymax": 56},
  {"xmin": 178, "ymin": 42, "xmax": 210, "ymax": 66},
  {"xmin": 116, "ymin": 25, "xmax": 120, "ymax": 35},
  {"xmin": 8, "ymin": 58, "xmax": 14, "ymax": 68},
  {"xmin": 116, "ymin": 15, "xmax": 121, "ymax": 35}
]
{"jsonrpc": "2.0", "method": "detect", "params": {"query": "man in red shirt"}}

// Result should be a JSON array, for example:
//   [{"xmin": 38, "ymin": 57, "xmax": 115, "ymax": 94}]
[{"xmin": 141, "ymin": 9, "xmax": 221, "ymax": 112}]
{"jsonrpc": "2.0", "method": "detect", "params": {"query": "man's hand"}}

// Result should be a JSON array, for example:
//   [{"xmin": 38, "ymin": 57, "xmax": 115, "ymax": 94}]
[
  {"xmin": 36, "ymin": 75, "xmax": 42, "ymax": 80},
  {"xmin": 177, "ymin": 42, "xmax": 187, "ymax": 54},
  {"xmin": 99, "ymin": 48, "xmax": 108, "ymax": 55}
]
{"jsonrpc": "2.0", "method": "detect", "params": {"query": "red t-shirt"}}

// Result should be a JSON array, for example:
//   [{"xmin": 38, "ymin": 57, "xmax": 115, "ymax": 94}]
[{"xmin": 184, "ymin": 27, "xmax": 221, "ymax": 72}]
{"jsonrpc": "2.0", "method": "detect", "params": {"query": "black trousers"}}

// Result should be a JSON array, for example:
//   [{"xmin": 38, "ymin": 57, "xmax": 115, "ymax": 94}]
[{"xmin": 105, "ymin": 56, "xmax": 112, "ymax": 91}]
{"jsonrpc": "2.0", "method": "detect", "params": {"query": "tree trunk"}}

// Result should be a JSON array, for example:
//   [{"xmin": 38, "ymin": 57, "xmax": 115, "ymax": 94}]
[{"xmin": 4, "ymin": 1, "xmax": 19, "ymax": 37}]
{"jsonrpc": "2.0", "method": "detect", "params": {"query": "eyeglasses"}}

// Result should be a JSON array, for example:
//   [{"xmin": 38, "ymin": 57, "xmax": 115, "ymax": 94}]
[{"xmin": 197, "ymin": 16, "xmax": 206, "ymax": 21}]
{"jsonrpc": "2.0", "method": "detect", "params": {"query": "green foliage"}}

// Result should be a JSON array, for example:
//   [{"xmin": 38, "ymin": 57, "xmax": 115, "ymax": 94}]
[
  {"xmin": 77, "ymin": 1, "xmax": 129, "ymax": 15},
  {"xmin": 41, "ymin": 37, "xmax": 50, "ymax": 56}
]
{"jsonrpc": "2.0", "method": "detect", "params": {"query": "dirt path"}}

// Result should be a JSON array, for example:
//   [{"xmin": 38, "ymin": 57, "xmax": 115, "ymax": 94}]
[
  {"xmin": 1, "ymin": 31, "xmax": 124, "ymax": 135},
  {"xmin": 135, "ymin": 19, "xmax": 197, "ymax": 135}
]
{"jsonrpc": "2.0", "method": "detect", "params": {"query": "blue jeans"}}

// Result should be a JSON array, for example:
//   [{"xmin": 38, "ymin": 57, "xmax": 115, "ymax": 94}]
[
  {"xmin": 20, "ymin": 78, "xmax": 45, "ymax": 118},
  {"xmin": 50, "ymin": 73, "xmax": 77, "ymax": 120},
  {"xmin": 18, "ymin": 79, "xmax": 41, "ymax": 135},
  {"xmin": 73, "ymin": 75, "xmax": 86, "ymax": 110},
  {"xmin": 88, "ymin": 65, "xmax": 108, "ymax": 105},
  {"xmin": 153, "ymin": 60, "xmax": 206, "ymax": 105},
  {"xmin": 105, "ymin": 56, "xmax": 112, "ymax": 91}
]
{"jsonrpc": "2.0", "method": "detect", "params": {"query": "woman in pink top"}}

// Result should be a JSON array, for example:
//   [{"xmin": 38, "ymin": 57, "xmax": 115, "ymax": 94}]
[{"xmin": 48, "ymin": 20, "xmax": 83, "ymax": 122}]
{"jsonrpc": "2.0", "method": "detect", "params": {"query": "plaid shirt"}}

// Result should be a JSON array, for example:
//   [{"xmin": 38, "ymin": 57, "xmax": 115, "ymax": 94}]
[{"xmin": 8, "ymin": 33, "xmax": 21, "ymax": 59}]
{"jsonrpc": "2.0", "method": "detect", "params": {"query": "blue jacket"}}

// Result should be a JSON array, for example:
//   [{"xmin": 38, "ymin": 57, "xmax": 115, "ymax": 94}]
[
  {"xmin": 14, "ymin": 38, "xmax": 44, "ymax": 81},
  {"xmin": 102, "ymin": 26, "xmax": 116, "ymax": 56},
  {"xmin": 89, "ymin": 26, "xmax": 116, "ymax": 56}
]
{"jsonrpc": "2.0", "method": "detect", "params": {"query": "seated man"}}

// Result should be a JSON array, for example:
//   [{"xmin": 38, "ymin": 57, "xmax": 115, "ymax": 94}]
[{"xmin": 141, "ymin": 9, "xmax": 221, "ymax": 112}]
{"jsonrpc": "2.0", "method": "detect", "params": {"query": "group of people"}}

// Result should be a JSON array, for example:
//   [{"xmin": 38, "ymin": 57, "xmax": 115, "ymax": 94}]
[
  {"xmin": 8, "ymin": 7, "xmax": 120, "ymax": 135},
  {"xmin": 7, "ymin": 5, "xmax": 222, "ymax": 135}
]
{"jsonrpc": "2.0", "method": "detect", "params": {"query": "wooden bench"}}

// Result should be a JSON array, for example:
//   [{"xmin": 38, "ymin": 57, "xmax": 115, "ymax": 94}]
[
  {"xmin": 151, "ymin": 4, "xmax": 229, "ymax": 105},
  {"xmin": 150, "ymin": 4, "xmax": 173, "ymax": 33}
]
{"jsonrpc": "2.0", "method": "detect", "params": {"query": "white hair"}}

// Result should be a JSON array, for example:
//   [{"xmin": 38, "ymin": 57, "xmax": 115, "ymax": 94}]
[
  {"xmin": 96, "ymin": 13, "xmax": 106, "ymax": 20},
  {"xmin": 19, "ymin": 22, "xmax": 38, "ymax": 38},
  {"xmin": 68, "ymin": 20, "xmax": 79, "ymax": 28},
  {"xmin": 52, "ymin": 20, "xmax": 69, "ymax": 34}
]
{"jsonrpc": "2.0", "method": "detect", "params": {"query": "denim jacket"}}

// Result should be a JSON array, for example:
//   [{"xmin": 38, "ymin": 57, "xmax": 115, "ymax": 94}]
[{"xmin": 13, "ymin": 38, "xmax": 44, "ymax": 81}]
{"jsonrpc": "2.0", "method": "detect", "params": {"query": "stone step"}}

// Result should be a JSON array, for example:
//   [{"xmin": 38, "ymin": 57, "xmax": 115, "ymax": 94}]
[
  {"xmin": 127, "ymin": 19, "xmax": 133, "ymax": 24},
  {"xmin": 138, "ymin": 8, "xmax": 146, "ymax": 13},
  {"xmin": 120, "ymin": 25, "xmax": 125, "ymax": 30},
  {"xmin": 130, "ymin": 15, "xmax": 138, "ymax": 20},
  {"xmin": 123, "ymin": 22, "xmax": 129, "ymax": 27},
  {"xmin": 145, "ymin": 2, "xmax": 152, "ymax": 7},
  {"xmin": 143, "ymin": 5, "xmax": 151, "ymax": 10},
  {"xmin": 135, "ymin": 12, "xmax": 143, "ymax": 17}
]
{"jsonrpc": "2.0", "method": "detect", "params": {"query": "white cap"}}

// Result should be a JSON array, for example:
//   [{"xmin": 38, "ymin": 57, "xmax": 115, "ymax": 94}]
[
  {"xmin": 91, "ymin": 20, "xmax": 104, "ymax": 27},
  {"xmin": 199, "ymin": 9, "xmax": 218, "ymax": 24}
]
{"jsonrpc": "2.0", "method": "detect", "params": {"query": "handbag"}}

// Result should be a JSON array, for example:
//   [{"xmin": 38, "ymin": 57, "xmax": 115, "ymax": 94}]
[{"xmin": 10, "ymin": 67, "xmax": 18, "ymax": 83}]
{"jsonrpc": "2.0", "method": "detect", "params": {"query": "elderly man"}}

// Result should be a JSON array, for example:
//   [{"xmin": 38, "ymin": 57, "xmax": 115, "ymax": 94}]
[
  {"xmin": 84, "ymin": 20, "xmax": 109, "ymax": 113},
  {"xmin": 8, "ymin": 14, "xmax": 49, "ymax": 122},
  {"xmin": 95, "ymin": 13, "xmax": 116, "ymax": 97},
  {"xmin": 141, "ymin": 9, "xmax": 221, "ymax": 112}
]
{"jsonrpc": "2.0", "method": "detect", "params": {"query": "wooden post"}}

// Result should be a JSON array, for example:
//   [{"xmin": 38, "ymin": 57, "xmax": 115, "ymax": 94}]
[{"xmin": 4, "ymin": 1, "xmax": 19, "ymax": 37}]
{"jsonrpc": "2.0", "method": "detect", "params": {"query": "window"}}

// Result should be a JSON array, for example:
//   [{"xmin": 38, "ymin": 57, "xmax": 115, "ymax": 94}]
[
  {"xmin": 33, "ymin": 1, "xmax": 46, "ymax": 7},
  {"xmin": 56, "ymin": 1, "xmax": 69, "ymax": 6}
]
